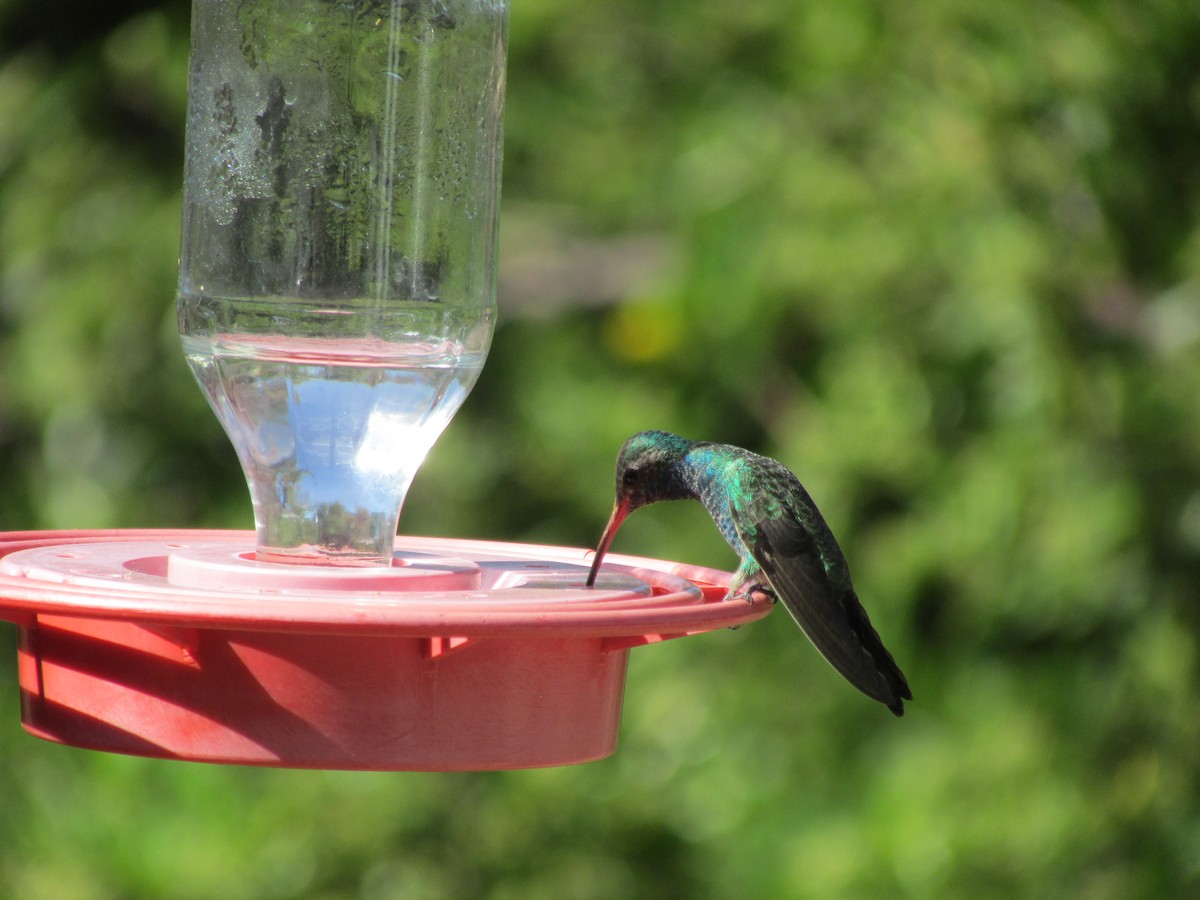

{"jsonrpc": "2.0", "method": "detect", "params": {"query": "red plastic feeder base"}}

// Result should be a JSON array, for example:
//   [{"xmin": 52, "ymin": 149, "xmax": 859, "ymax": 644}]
[{"xmin": 0, "ymin": 530, "xmax": 771, "ymax": 770}]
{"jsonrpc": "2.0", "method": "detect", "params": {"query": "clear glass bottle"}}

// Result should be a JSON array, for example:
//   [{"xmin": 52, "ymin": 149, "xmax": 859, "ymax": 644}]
[{"xmin": 177, "ymin": 0, "xmax": 508, "ymax": 565}]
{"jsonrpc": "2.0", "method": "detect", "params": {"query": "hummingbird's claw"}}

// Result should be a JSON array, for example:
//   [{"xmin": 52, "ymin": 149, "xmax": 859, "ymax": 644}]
[{"xmin": 725, "ymin": 585, "xmax": 774, "ymax": 606}]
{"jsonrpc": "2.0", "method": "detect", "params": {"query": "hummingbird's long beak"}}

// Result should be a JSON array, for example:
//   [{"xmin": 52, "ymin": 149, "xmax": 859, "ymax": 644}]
[{"xmin": 586, "ymin": 500, "xmax": 630, "ymax": 587}]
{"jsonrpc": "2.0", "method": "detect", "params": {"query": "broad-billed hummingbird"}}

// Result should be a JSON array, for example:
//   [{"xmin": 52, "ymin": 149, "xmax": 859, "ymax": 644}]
[{"xmin": 586, "ymin": 431, "xmax": 911, "ymax": 716}]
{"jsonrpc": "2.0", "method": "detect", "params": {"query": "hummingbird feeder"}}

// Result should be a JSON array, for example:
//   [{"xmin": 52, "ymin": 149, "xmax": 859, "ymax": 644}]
[{"xmin": 0, "ymin": 0, "xmax": 771, "ymax": 770}]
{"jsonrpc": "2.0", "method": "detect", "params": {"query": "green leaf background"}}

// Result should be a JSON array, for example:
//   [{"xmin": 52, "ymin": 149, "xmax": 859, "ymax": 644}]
[{"xmin": 1, "ymin": 1, "xmax": 1199, "ymax": 896}]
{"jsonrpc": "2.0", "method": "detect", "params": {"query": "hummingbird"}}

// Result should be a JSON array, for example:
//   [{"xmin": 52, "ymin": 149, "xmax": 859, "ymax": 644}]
[{"xmin": 586, "ymin": 431, "xmax": 912, "ymax": 716}]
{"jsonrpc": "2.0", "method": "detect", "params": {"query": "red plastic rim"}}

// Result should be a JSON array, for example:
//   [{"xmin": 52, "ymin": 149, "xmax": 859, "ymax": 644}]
[{"xmin": 0, "ymin": 530, "xmax": 771, "ymax": 636}]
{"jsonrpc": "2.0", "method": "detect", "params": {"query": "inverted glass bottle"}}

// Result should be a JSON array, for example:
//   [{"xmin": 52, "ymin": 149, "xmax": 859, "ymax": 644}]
[{"xmin": 178, "ymin": 0, "xmax": 507, "ymax": 565}]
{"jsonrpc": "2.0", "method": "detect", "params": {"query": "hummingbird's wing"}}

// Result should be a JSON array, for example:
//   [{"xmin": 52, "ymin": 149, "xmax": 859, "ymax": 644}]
[{"xmin": 731, "ymin": 493, "xmax": 911, "ymax": 716}]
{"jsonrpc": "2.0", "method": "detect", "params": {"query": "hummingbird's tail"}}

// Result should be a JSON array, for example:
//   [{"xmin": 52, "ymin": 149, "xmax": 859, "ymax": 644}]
[
  {"xmin": 828, "ymin": 586, "xmax": 912, "ymax": 716},
  {"xmin": 768, "ymin": 574, "xmax": 912, "ymax": 716},
  {"xmin": 729, "ymin": 496, "xmax": 913, "ymax": 716}
]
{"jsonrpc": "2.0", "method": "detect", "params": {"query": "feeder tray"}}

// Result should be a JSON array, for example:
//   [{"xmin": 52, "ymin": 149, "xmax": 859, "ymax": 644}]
[{"xmin": 0, "ymin": 529, "xmax": 771, "ymax": 770}]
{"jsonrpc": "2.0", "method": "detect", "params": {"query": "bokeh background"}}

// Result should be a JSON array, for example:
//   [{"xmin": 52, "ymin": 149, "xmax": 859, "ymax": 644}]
[{"xmin": 2, "ymin": 0, "xmax": 1200, "ymax": 896}]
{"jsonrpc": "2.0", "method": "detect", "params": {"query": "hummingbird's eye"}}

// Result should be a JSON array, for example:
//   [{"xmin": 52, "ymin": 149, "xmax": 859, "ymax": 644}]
[{"xmin": 622, "ymin": 468, "xmax": 639, "ymax": 489}]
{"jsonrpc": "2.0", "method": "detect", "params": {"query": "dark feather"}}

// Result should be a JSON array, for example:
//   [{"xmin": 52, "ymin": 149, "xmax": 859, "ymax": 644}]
[{"xmin": 734, "ymin": 496, "xmax": 912, "ymax": 716}]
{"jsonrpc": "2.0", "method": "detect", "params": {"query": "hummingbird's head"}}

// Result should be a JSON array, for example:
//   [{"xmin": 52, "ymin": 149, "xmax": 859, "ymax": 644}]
[
  {"xmin": 586, "ymin": 431, "xmax": 696, "ymax": 587},
  {"xmin": 612, "ymin": 430, "xmax": 696, "ymax": 511}
]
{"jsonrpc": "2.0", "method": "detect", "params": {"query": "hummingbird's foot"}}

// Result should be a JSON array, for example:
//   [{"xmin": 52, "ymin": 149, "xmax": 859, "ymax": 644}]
[
  {"xmin": 725, "ymin": 583, "xmax": 772, "ymax": 628},
  {"xmin": 725, "ymin": 585, "xmax": 774, "ymax": 606}
]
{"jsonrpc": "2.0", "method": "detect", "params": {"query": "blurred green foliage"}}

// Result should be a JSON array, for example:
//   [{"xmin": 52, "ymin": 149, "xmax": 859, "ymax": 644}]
[{"xmin": 1, "ymin": 0, "xmax": 1200, "ymax": 897}]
